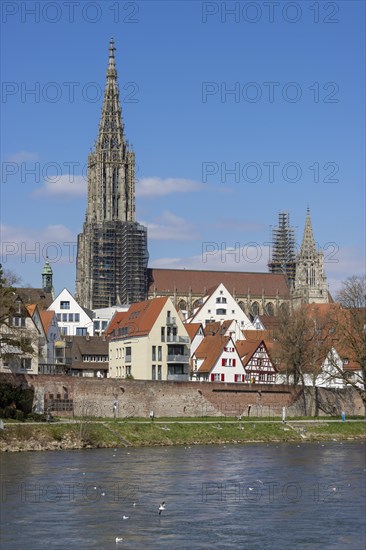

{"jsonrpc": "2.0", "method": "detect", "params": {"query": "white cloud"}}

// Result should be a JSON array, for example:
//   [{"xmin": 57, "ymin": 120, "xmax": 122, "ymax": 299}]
[
  {"xmin": 142, "ymin": 211, "xmax": 199, "ymax": 241},
  {"xmin": 33, "ymin": 175, "xmax": 87, "ymax": 197},
  {"xmin": 136, "ymin": 177, "xmax": 204, "ymax": 197},
  {"xmin": 150, "ymin": 243, "xmax": 270, "ymax": 272},
  {"xmin": 0, "ymin": 223, "xmax": 77, "ymax": 266},
  {"xmin": 7, "ymin": 151, "xmax": 39, "ymax": 163}
]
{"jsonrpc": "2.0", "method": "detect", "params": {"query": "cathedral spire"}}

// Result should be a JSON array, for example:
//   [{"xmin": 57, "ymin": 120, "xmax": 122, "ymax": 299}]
[
  {"xmin": 107, "ymin": 37, "xmax": 117, "ymax": 77},
  {"xmin": 85, "ymin": 38, "xmax": 135, "ymax": 224},
  {"xmin": 96, "ymin": 37, "xmax": 124, "ymax": 151},
  {"xmin": 300, "ymin": 207, "xmax": 316, "ymax": 257}
]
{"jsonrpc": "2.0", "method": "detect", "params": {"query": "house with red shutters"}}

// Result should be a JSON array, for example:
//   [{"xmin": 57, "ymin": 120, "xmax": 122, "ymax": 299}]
[{"xmin": 191, "ymin": 334, "xmax": 245, "ymax": 382}]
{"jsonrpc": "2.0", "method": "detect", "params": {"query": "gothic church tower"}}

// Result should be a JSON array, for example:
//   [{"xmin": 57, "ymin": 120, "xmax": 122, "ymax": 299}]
[
  {"xmin": 293, "ymin": 208, "xmax": 329, "ymax": 306},
  {"xmin": 76, "ymin": 39, "xmax": 148, "ymax": 309}
]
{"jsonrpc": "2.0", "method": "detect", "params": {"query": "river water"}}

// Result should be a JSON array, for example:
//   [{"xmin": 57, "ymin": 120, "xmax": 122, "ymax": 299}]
[{"xmin": 1, "ymin": 442, "xmax": 365, "ymax": 549}]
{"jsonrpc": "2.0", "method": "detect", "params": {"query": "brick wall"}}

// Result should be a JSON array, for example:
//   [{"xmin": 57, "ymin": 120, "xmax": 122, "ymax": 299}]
[{"xmin": 0, "ymin": 374, "xmax": 364, "ymax": 418}]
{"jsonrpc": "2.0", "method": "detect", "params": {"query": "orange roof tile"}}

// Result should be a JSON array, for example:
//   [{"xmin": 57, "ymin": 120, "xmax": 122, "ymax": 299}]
[
  {"xmin": 194, "ymin": 334, "xmax": 230, "ymax": 373},
  {"xmin": 26, "ymin": 304, "xmax": 37, "ymax": 317},
  {"xmin": 107, "ymin": 297, "xmax": 170, "ymax": 339},
  {"xmin": 184, "ymin": 323, "xmax": 202, "ymax": 340},
  {"xmin": 39, "ymin": 310, "xmax": 56, "ymax": 335}
]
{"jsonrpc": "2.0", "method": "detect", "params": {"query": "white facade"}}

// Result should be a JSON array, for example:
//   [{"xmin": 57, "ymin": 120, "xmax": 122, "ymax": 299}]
[
  {"xmin": 187, "ymin": 284, "xmax": 254, "ymax": 331},
  {"xmin": 193, "ymin": 336, "xmax": 246, "ymax": 382},
  {"xmin": 49, "ymin": 289, "xmax": 94, "ymax": 336},
  {"xmin": 93, "ymin": 305, "xmax": 129, "ymax": 336}
]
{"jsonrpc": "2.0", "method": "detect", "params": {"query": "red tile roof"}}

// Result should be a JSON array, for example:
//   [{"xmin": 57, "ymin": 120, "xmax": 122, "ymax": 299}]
[
  {"xmin": 184, "ymin": 323, "xmax": 202, "ymax": 340},
  {"xmin": 148, "ymin": 269, "xmax": 290, "ymax": 297},
  {"xmin": 194, "ymin": 334, "xmax": 230, "ymax": 373},
  {"xmin": 39, "ymin": 310, "xmax": 56, "ymax": 335},
  {"xmin": 106, "ymin": 297, "xmax": 170, "ymax": 339}
]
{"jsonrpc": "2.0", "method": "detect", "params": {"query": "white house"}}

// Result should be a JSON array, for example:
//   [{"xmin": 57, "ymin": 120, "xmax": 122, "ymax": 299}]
[
  {"xmin": 186, "ymin": 283, "xmax": 254, "ymax": 331},
  {"xmin": 48, "ymin": 289, "xmax": 94, "ymax": 336},
  {"xmin": 191, "ymin": 334, "xmax": 245, "ymax": 382}
]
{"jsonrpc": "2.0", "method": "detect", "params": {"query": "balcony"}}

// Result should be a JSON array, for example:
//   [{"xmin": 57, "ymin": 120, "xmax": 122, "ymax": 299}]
[
  {"xmin": 167, "ymin": 354, "xmax": 190, "ymax": 364},
  {"xmin": 166, "ymin": 335, "xmax": 189, "ymax": 343},
  {"xmin": 167, "ymin": 365, "xmax": 189, "ymax": 381}
]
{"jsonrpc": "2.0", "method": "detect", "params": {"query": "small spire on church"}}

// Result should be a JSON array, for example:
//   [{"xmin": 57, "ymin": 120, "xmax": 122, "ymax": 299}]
[
  {"xmin": 300, "ymin": 207, "xmax": 316, "ymax": 257},
  {"xmin": 107, "ymin": 37, "xmax": 117, "ymax": 77}
]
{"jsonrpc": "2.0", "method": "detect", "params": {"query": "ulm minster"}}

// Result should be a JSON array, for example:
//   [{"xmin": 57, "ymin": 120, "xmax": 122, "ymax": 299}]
[
  {"xmin": 76, "ymin": 38, "xmax": 329, "ymax": 315},
  {"xmin": 2, "ymin": 38, "xmax": 364, "ymax": 405}
]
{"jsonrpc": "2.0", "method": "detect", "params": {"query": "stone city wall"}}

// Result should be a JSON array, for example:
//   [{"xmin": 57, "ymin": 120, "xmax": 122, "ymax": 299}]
[{"xmin": 1, "ymin": 374, "xmax": 364, "ymax": 418}]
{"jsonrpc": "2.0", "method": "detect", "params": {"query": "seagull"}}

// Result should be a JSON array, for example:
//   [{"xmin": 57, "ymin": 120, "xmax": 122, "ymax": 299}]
[
  {"xmin": 158, "ymin": 502, "xmax": 166, "ymax": 515},
  {"xmin": 133, "ymin": 503, "xmax": 137, "ymax": 507},
  {"xmin": 115, "ymin": 536, "xmax": 123, "ymax": 543},
  {"xmin": 123, "ymin": 515, "xmax": 129, "ymax": 520}
]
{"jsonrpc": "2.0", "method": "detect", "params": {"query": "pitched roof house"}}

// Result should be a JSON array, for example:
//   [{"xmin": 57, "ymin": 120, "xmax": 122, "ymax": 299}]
[
  {"xmin": 109, "ymin": 297, "xmax": 190, "ymax": 381},
  {"xmin": 191, "ymin": 334, "xmax": 245, "ymax": 382}
]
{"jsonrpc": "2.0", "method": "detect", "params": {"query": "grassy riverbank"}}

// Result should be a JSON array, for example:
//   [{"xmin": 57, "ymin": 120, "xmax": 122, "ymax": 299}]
[{"xmin": 0, "ymin": 419, "xmax": 365, "ymax": 452}]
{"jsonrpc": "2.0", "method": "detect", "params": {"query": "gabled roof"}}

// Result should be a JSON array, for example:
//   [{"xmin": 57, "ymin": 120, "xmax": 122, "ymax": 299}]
[
  {"xmin": 107, "ymin": 297, "xmax": 170, "ymax": 339},
  {"xmin": 39, "ymin": 310, "xmax": 57, "ymax": 335},
  {"xmin": 242, "ymin": 329, "xmax": 272, "ymax": 343},
  {"xmin": 148, "ymin": 268, "xmax": 290, "ymax": 297},
  {"xmin": 70, "ymin": 335, "xmax": 109, "ymax": 356},
  {"xmin": 194, "ymin": 334, "xmax": 230, "ymax": 373},
  {"xmin": 184, "ymin": 323, "xmax": 203, "ymax": 340},
  {"xmin": 204, "ymin": 320, "xmax": 234, "ymax": 337},
  {"xmin": 105, "ymin": 311, "xmax": 129, "ymax": 337},
  {"xmin": 26, "ymin": 304, "xmax": 37, "ymax": 317},
  {"xmin": 256, "ymin": 315, "xmax": 279, "ymax": 330},
  {"xmin": 235, "ymin": 339, "xmax": 276, "ymax": 370},
  {"xmin": 15, "ymin": 288, "xmax": 53, "ymax": 309}
]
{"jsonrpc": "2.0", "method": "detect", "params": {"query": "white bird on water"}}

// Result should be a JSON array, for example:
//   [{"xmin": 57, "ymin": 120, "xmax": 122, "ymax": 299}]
[
  {"xmin": 123, "ymin": 515, "xmax": 129, "ymax": 520},
  {"xmin": 158, "ymin": 502, "xmax": 166, "ymax": 515},
  {"xmin": 115, "ymin": 536, "xmax": 123, "ymax": 543}
]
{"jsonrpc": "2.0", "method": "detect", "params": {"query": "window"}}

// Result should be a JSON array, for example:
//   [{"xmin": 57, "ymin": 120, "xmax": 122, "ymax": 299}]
[
  {"xmin": 158, "ymin": 346, "xmax": 162, "ymax": 361},
  {"xmin": 94, "ymin": 320, "xmax": 100, "ymax": 330},
  {"xmin": 21, "ymin": 358, "xmax": 32, "ymax": 370},
  {"xmin": 161, "ymin": 327, "xmax": 165, "ymax": 342},
  {"xmin": 76, "ymin": 328, "xmax": 87, "ymax": 336},
  {"xmin": 158, "ymin": 365, "xmax": 162, "ymax": 380},
  {"xmin": 68, "ymin": 314, "xmax": 74, "ymax": 322},
  {"xmin": 102, "ymin": 321, "xmax": 108, "ymax": 330},
  {"xmin": 216, "ymin": 309, "xmax": 226, "ymax": 315},
  {"xmin": 60, "ymin": 301, "xmax": 70, "ymax": 310},
  {"xmin": 152, "ymin": 346, "xmax": 156, "ymax": 361},
  {"xmin": 57, "ymin": 313, "xmax": 61, "ymax": 322},
  {"xmin": 75, "ymin": 313, "xmax": 80, "ymax": 323},
  {"xmin": 61, "ymin": 327, "xmax": 68, "ymax": 335},
  {"xmin": 62, "ymin": 313, "xmax": 68, "ymax": 322},
  {"xmin": 126, "ymin": 366, "xmax": 131, "ymax": 376},
  {"xmin": 152, "ymin": 365, "xmax": 156, "ymax": 380},
  {"xmin": 208, "ymin": 309, "xmax": 211, "ymax": 313},
  {"xmin": 125, "ymin": 347, "xmax": 132, "ymax": 362}
]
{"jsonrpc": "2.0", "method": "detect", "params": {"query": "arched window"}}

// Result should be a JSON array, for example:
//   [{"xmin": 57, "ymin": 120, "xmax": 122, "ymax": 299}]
[
  {"xmin": 266, "ymin": 302, "xmax": 274, "ymax": 316},
  {"xmin": 178, "ymin": 300, "xmax": 187, "ymax": 311},
  {"xmin": 251, "ymin": 302, "xmax": 259, "ymax": 317}
]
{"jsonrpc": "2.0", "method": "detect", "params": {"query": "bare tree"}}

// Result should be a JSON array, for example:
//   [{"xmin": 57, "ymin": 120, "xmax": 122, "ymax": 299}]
[
  {"xmin": 336, "ymin": 274, "xmax": 366, "ymax": 308},
  {"xmin": 0, "ymin": 264, "xmax": 35, "ymax": 356},
  {"xmin": 326, "ymin": 305, "xmax": 366, "ymax": 415},
  {"xmin": 274, "ymin": 305, "xmax": 334, "ymax": 415}
]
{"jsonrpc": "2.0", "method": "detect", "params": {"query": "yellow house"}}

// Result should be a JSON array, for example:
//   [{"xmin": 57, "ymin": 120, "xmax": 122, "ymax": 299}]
[{"xmin": 108, "ymin": 297, "xmax": 190, "ymax": 381}]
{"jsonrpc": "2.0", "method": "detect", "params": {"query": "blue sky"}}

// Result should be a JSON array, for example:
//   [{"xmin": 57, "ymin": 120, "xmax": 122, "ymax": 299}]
[{"xmin": 1, "ymin": 0, "xmax": 365, "ymax": 296}]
